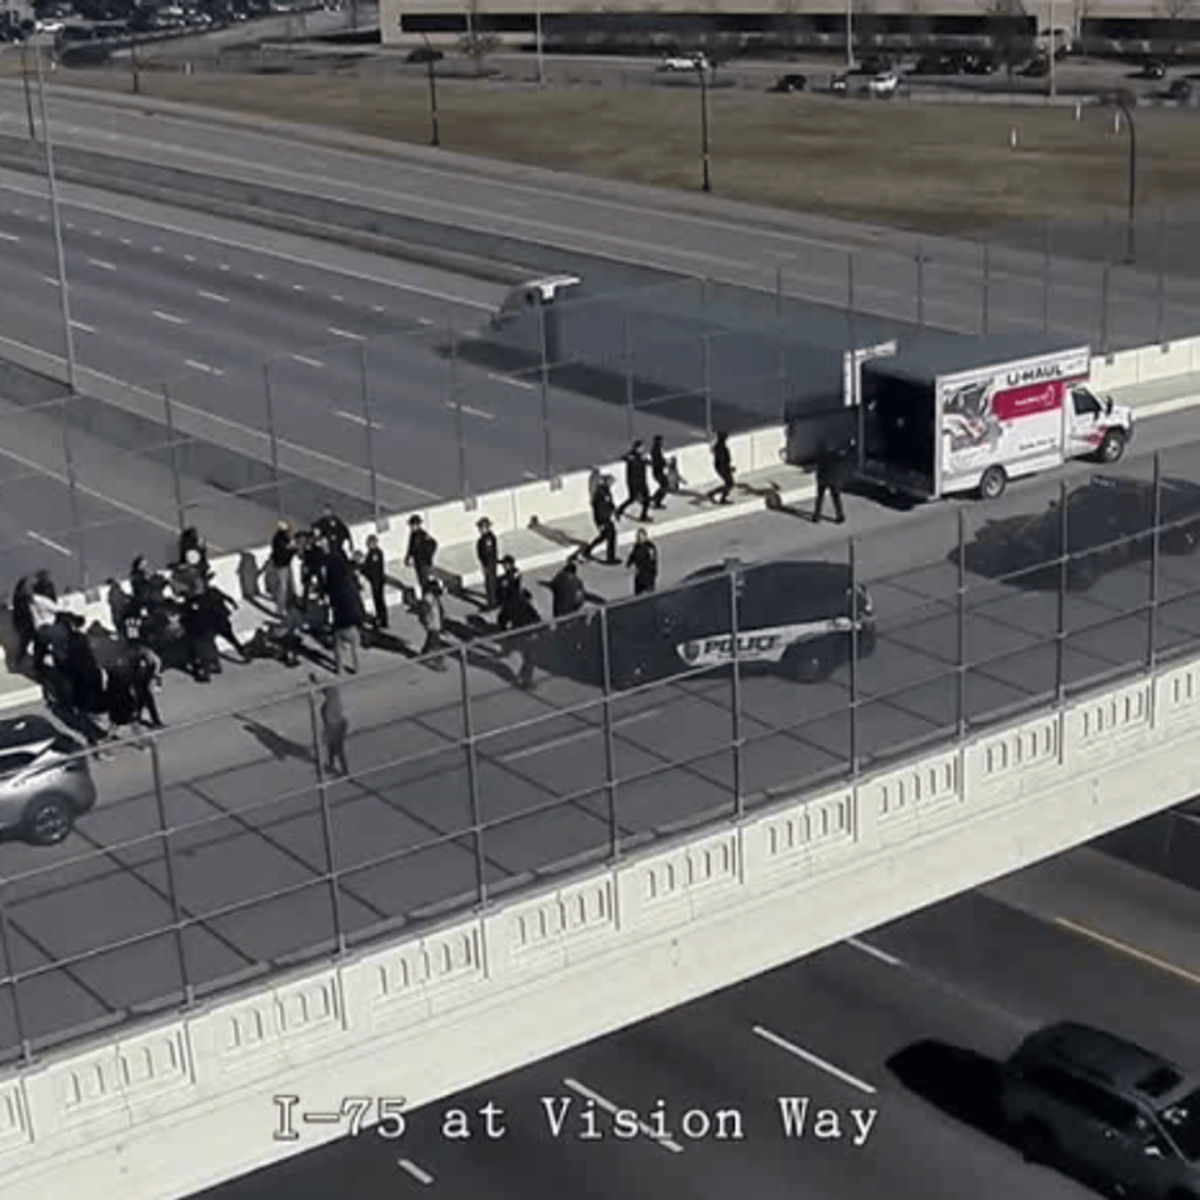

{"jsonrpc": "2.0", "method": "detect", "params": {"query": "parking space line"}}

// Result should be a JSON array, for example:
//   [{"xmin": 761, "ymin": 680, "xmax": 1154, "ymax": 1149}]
[
  {"xmin": 1054, "ymin": 917, "xmax": 1200, "ymax": 988},
  {"xmin": 488, "ymin": 372, "xmax": 536, "ymax": 391},
  {"xmin": 847, "ymin": 937, "xmax": 902, "ymax": 967},
  {"xmin": 27, "ymin": 530, "xmax": 72, "ymax": 557},
  {"xmin": 397, "ymin": 1159, "xmax": 434, "ymax": 1185},
  {"xmin": 185, "ymin": 359, "xmax": 224, "ymax": 376},
  {"xmin": 751, "ymin": 1025, "xmax": 877, "ymax": 1095},
  {"xmin": 198, "ymin": 290, "xmax": 230, "ymax": 303},
  {"xmin": 335, "ymin": 409, "xmax": 383, "ymax": 430},
  {"xmin": 329, "ymin": 326, "xmax": 365, "ymax": 340},
  {"xmin": 292, "ymin": 354, "xmax": 324, "ymax": 368},
  {"xmin": 154, "ymin": 309, "xmax": 187, "ymax": 325},
  {"xmin": 70, "ymin": 320, "xmax": 96, "ymax": 334},
  {"xmin": 0, "ymin": 231, "xmax": 18, "ymax": 242},
  {"xmin": 562, "ymin": 1078, "xmax": 684, "ymax": 1153},
  {"xmin": 445, "ymin": 401, "xmax": 493, "ymax": 421}
]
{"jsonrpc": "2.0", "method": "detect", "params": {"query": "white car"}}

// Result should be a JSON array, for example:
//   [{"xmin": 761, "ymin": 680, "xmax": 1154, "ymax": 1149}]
[
  {"xmin": 659, "ymin": 53, "xmax": 709, "ymax": 73},
  {"xmin": 867, "ymin": 71, "xmax": 899, "ymax": 96}
]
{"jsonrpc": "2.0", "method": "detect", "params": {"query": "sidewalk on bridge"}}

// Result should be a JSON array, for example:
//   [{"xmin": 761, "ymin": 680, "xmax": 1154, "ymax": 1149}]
[{"xmin": 1113, "ymin": 369, "xmax": 1200, "ymax": 419}]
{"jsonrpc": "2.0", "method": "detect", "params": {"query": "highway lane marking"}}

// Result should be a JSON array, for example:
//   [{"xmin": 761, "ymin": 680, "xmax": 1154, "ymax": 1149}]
[
  {"xmin": 41, "ymin": 275, "xmax": 59, "ymax": 286},
  {"xmin": 218, "ymin": 263, "xmax": 230, "ymax": 271},
  {"xmin": 487, "ymin": 372, "xmax": 536, "ymax": 391},
  {"xmin": 184, "ymin": 359, "xmax": 224, "ymax": 375},
  {"xmin": 292, "ymin": 354, "xmax": 324, "ymax": 368},
  {"xmin": 70, "ymin": 320, "xmax": 96, "ymax": 334},
  {"xmin": 751, "ymin": 1025, "xmax": 877, "ymax": 1096},
  {"xmin": 331, "ymin": 293, "xmax": 344, "ymax": 301},
  {"xmin": 561, "ymin": 1078, "xmax": 684, "ymax": 1153},
  {"xmin": 27, "ymin": 530, "xmax": 72, "ymax": 557},
  {"xmin": 151, "ymin": 245, "xmax": 163, "ymax": 253},
  {"xmin": 445, "ymin": 401, "xmax": 493, "ymax": 421},
  {"xmin": 0, "ymin": 231, "xmax": 18, "ymax": 242},
  {"xmin": 253, "ymin": 272, "xmax": 267, "ymax": 281},
  {"xmin": 397, "ymin": 1159, "xmax": 434, "ymax": 1185},
  {"xmin": 847, "ymin": 937, "xmax": 902, "ymax": 967},
  {"xmin": 0, "ymin": 176, "xmax": 495, "ymax": 311},
  {"xmin": 417, "ymin": 316, "xmax": 433, "ymax": 325},
  {"xmin": 64, "ymin": 221, "xmax": 74, "ymax": 230},
  {"xmin": 499, "ymin": 708, "xmax": 662, "ymax": 763},
  {"xmin": 197, "ymin": 289, "xmax": 230, "ymax": 303},
  {"xmin": 1054, "ymin": 917, "xmax": 1200, "ymax": 988},
  {"xmin": 90, "ymin": 228, "xmax": 102, "ymax": 236},
  {"xmin": 87, "ymin": 258, "xmax": 116, "ymax": 271},
  {"xmin": 329, "ymin": 326, "xmax": 365, "ymax": 340},
  {"xmin": 372, "ymin": 304, "xmax": 386, "ymax": 313},
  {"xmin": 183, "ymin": 253, "xmax": 196, "ymax": 262},
  {"xmin": 335, "ymin": 409, "xmax": 383, "ymax": 430},
  {"xmin": 153, "ymin": 309, "xmax": 187, "ymax": 325}
]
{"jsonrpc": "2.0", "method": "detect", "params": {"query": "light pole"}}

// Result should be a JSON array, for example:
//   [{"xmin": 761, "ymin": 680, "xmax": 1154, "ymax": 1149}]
[
  {"xmin": 1048, "ymin": 0, "xmax": 1056, "ymax": 100},
  {"xmin": 696, "ymin": 58, "xmax": 711, "ymax": 193},
  {"xmin": 411, "ymin": 46, "xmax": 443, "ymax": 146},
  {"xmin": 535, "ymin": 0, "xmax": 544, "ymax": 86},
  {"xmin": 845, "ymin": 0, "xmax": 853, "ymax": 70},
  {"xmin": 1109, "ymin": 93, "xmax": 1137, "ymax": 263}
]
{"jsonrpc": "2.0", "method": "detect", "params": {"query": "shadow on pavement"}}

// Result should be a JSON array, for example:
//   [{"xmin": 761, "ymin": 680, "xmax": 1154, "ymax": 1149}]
[{"xmin": 238, "ymin": 717, "xmax": 314, "ymax": 763}]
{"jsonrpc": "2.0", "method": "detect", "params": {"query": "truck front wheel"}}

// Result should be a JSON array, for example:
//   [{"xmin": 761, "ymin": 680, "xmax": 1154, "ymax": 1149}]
[
  {"xmin": 1098, "ymin": 429, "xmax": 1126, "ymax": 463},
  {"xmin": 978, "ymin": 466, "xmax": 1007, "ymax": 501}
]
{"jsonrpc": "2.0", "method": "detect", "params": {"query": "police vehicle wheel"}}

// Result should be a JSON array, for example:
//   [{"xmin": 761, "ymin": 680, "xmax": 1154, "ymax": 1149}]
[
  {"xmin": 978, "ymin": 466, "xmax": 1007, "ymax": 501},
  {"xmin": 1098, "ymin": 429, "xmax": 1126, "ymax": 463},
  {"xmin": 783, "ymin": 644, "xmax": 834, "ymax": 683},
  {"xmin": 1017, "ymin": 1119, "xmax": 1058, "ymax": 1166}
]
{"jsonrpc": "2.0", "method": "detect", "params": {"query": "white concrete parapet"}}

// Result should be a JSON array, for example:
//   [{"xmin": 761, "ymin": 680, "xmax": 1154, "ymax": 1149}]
[
  {"xmin": 5, "ymin": 650, "xmax": 1200, "ymax": 1200},
  {"xmin": 1090, "ymin": 334, "xmax": 1200, "ymax": 391}
]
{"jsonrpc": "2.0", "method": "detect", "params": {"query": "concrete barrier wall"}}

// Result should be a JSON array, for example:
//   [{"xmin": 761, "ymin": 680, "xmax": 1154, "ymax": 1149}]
[
  {"xmin": 4, "ymin": 649, "xmax": 1200, "ymax": 1200},
  {"xmin": 1091, "ymin": 334, "xmax": 1200, "ymax": 391}
]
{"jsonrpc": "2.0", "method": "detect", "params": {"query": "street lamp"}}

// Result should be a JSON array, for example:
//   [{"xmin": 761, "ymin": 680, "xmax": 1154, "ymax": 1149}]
[
  {"xmin": 534, "ymin": 0, "xmax": 544, "ymax": 86},
  {"xmin": 19, "ymin": 41, "xmax": 36, "ymax": 139},
  {"xmin": 695, "ymin": 58, "xmax": 711, "ymax": 193},
  {"xmin": 409, "ymin": 46, "xmax": 444, "ymax": 147},
  {"xmin": 845, "ymin": 0, "xmax": 853, "ymax": 70},
  {"xmin": 1107, "ymin": 93, "xmax": 1137, "ymax": 263}
]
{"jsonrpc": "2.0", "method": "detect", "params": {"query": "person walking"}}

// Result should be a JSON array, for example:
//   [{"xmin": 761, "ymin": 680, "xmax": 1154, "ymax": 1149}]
[
  {"xmin": 325, "ymin": 545, "xmax": 364, "ymax": 675},
  {"xmin": 196, "ymin": 583, "xmax": 250, "ymax": 663},
  {"xmin": 313, "ymin": 502, "xmax": 352, "ymax": 555},
  {"xmin": 510, "ymin": 587, "xmax": 541, "ymax": 690},
  {"xmin": 476, "ymin": 517, "xmax": 500, "ymax": 610},
  {"xmin": 311, "ymin": 674, "xmax": 349, "ymax": 777},
  {"xmin": 814, "ymin": 441, "xmax": 848, "ymax": 525},
  {"xmin": 264, "ymin": 521, "xmax": 298, "ymax": 616},
  {"xmin": 130, "ymin": 643, "xmax": 164, "ymax": 729},
  {"xmin": 626, "ymin": 527, "xmax": 659, "ymax": 595},
  {"xmin": 11, "ymin": 577, "xmax": 34, "ymax": 665},
  {"xmin": 495, "ymin": 555, "xmax": 523, "ymax": 632},
  {"xmin": 550, "ymin": 557, "xmax": 587, "ymax": 618},
  {"xmin": 650, "ymin": 435, "xmax": 671, "ymax": 510},
  {"xmin": 360, "ymin": 533, "xmax": 388, "ymax": 630},
  {"xmin": 405, "ymin": 515, "xmax": 438, "ymax": 595},
  {"xmin": 583, "ymin": 476, "xmax": 619, "ymax": 565},
  {"xmin": 181, "ymin": 591, "xmax": 218, "ymax": 683},
  {"xmin": 417, "ymin": 578, "xmax": 447, "ymax": 665},
  {"xmin": 708, "ymin": 431, "xmax": 736, "ymax": 505},
  {"xmin": 617, "ymin": 440, "xmax": 652, "ymax": 523},
  {"xmin": 177, "ymin": 526, "xmax": 208, "ymax": 572}
]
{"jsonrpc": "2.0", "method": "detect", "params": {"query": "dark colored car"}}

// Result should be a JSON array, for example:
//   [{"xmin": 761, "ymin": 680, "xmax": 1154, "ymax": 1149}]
[
  {"xmin": 961, "ymin": 53, "xmax": 997, "ymax": 75},
  {"xmin": 962, "ymin": 474, "xmax": 1200, "ymax": 591},
  {"xmin": 909, "ymin": 54, "xmax": 958, "ymax": 76},
  {"xmin": 1138, "ymin": 58, "xmax": 1167, "ymax": 80},
  {"xmin": 598, "ymin": 559, "xmax": 876, "ymax": 690},
  {"xmin": 1167, "ymin": 79, "xmax": 1193, "ymax": 101},
  {"xmin": 1020, "ymin": 56, "xmax": 1050, "ymax": 77},
  {"xmin": 830, "ymin": 72, "xmax": 849, "ymax": 94},
  {"xmin": 1002, "ymin": 1022, "xmax": 1200, "ymax": 1199},
  {"xmin": 769, "ymin": 73, "xmax": 807, "ymax": 93}
]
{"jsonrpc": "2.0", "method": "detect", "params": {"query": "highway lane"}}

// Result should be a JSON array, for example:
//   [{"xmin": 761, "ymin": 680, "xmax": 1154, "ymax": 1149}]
[
  {"xmin": 0, "ymin": 176, "xmax": 694, "ymax": 497},
  {"xmin": 1, "ymin": 417, "xmax": 1196, "ymax": 1055},
  {"xmin": 2, "ymin": 86, "xmax": 1199, "ymax": 347},
  {"xmin": 189, "ymin": 845, "xmax": 1200, "ymax": 1199}
]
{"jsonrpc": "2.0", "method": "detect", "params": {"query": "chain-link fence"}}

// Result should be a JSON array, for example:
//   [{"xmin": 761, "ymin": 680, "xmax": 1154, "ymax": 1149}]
[{"xmin": 2, "ymin": 437, "xmax": 1199, "ymax": 1062}]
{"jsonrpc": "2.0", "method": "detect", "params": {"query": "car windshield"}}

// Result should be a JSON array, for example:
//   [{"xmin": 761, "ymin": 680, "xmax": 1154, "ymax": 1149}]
[{"xmin": 1159, "ymin": 1090, "xmax": 1200, "ymax": 1160}]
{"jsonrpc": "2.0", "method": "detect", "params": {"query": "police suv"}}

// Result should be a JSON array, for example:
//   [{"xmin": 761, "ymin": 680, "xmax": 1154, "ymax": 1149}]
[{"xmin": 599, "ymin": 559, "xmax": 876, "ymax": 690}]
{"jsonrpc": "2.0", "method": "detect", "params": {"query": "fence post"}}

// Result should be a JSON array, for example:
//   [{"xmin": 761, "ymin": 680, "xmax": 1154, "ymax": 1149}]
[
  {"xmin": 1056, "ymin": 478, "xmax": 1069, "ymax": 704},
  {"xmin": 728, "ymin": 567, "xmax": 745, "ymax": 823},
  {"xmin": 846, "ymin": 250, "xmax": 856, "ymax": 319},
  {"xmin": 449, "ymin": 318, "xmax": 469, "ymax": 500},
  {"xmin": 358, "ymin": 341, "xmax": 380, "ymax": 524},
  {"xmin": 306, "ymin": 687, "xmax": 347, "ymax": 955},
  {"xmin": 162, "ymin": 383, "xmax": 187, "ymax": 535},
  {"xmin": 981, "ymin": 240, "xmax": 991, "ymax": 336},
  {"xmin": 702, "ymin": 332, "xmax": 713, "ymax": 439},
  {"xmin": 776, "ymin": 264, "xmax": 788, "ymax": 422},
  {"xmin": 1148, "ymin": 451, "xmax": 1162, "ymax": 673},
  {"xmin": 1042, "ymin": 218, "xmax": 1052, "ymax": 335},
  {"xmin": 598, "ymin": 606, "xmax": 620, "ymax": 862},
  {"xmin": 1100, "ymin": 261, "xmax": 1111, "ymax": 355},
  {"xmin": 1155, "ymin": 207, "xmax": 1167, "ymax": 346},
  {"xmin": 537, "ymin": 301, "xmax": 552, "ymax": 480},
  {"xmin": 623, "ymin": 315, "xmax": 635, "ymax": 443},
  {"xmin": 848, "ymin": 537, "xmax": 860, "ymax": 781},
  {"xmin": 0, "ymin": 880, "xmax": 29, "ymax": 1065},
  {"xmin": 149, "ymin": 737, "xmax": 194, "ymax": 1007},
  {"xmin": 956, "ymin": 508, "xmax": 968, "ymax": 738},
  {"xmin": 457, "ymin": 644, "xmax": 489, "ymax": 907},
  {"xmin": 916, "ymin": 237, "xmax": 925, "ymax": 328},
  {"xmin": 261, "ymin": 359, "xmax": 284, "ymax": 519}
]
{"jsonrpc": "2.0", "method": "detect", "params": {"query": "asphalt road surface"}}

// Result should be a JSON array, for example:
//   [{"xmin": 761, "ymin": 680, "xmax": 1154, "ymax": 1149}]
[
  {"xmin": 1, "ymin": 410, "xmax": 1197, "ymax": 1059},
  {"xmin": 1, "ymin": 81, "xmax": 1199, "ymax": 349},
  {"xmin": 189, "ymin": 845, "xmax": 1200, "ymax": 1200}
]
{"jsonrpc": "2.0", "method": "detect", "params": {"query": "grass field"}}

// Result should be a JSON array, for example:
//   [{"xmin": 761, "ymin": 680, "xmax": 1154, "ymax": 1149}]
[{"xmin": 26, "ymin": 65, "xmax": 1200, "ymax": 234}]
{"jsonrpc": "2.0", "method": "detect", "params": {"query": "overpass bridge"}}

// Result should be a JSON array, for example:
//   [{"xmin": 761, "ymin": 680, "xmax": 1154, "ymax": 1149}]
[{"xmin": 2, "ymin": 433, "xmax": 1200, "ymax": 1199}]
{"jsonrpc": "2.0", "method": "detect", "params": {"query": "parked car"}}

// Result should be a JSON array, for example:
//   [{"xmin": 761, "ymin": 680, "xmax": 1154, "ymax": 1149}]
[
  {"xmin": 830, "ymin": 72, "xmax": 849, "ymax": 94},
  {"xmin": 1002, "ymin": 1022, "xmax": 1200, "ymax": 1200},
  {"xmin": 1137, "ymin": 57, "xmax": 1167, "ymax": 80},
  {"xmin": 0, "ymin": 716, "xmax": 97, "ymax": 846},
  {"xmin": 849, "ymin": 55, "xmax": 891, "ymax": 76},
  {"xmin": 1167, "ymin": 78, "xmax": 1193, "ymax": 101},
  {"xmin": 909, "ymin": 53, "xmax": 957, "ymax": 76},
  {"xmin": 1020, "ymin": 56, "xmax": 1051, "ymax": 77},
  {"xmin": 769, "ymin": 73, "xmax": 807, "ymax": 93},
  {"xmin": 658, "ymin": 52, "xmax": 708, "ymax": 73},
  {"xmin": 867, "ymin": 70, "xmax": 899, "ymax": 96}
]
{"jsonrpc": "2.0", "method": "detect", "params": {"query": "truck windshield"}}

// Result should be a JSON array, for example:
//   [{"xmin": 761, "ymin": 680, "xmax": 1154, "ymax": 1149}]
[{"xmin": 1160, "ymin": 1090, "xmax": 1200, "ymax": 1160}]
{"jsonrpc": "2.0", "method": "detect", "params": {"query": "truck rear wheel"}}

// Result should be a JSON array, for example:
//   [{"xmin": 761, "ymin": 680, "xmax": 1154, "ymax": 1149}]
[
  {"xmin": 978, "ymin": 466, "xmax": 1007, "ymax": 501},
  {"xmin": 1098, "ymin": 429, "xmax": 1126, "ymax": 463}
]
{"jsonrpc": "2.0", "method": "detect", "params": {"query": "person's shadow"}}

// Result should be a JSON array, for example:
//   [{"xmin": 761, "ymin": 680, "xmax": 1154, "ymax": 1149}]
[{"xmin": 239, "ymin": 717, "xmax": 313, "ymax": 763}]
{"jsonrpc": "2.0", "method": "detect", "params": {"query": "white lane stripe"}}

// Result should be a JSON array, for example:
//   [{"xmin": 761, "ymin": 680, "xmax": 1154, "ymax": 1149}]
[
  {"xmin": 87, "ymin": 258, "xmax": 116, "ymax": 271},
  {"xmin": 28, "ymin": 530, "xmax": 72, "ymax": 557},
  {"xmin": 751, "ymin": 1025, "xmax": 877, "ymax": 1096},
  {"xmin": 292, "ymin": 283, "xmax": 305, "ymax": 291},
  {"xmin": 335, "ymin": 409, "xmax": 382, "ymax": 430},
  {"xmin": 119, "ymin": 236, "xmax": 131, "ymax": 245},
  {"xmin": 397, "ymin": 1159, "xmax": 434, "ymax": 1185},
  {"xmin": 331, "ymin": 293, "xmax": 344, "ymax": 301},
  {"xmin": 445, "ymin": 401, "xmax": 493, "ymax": 421},
  {"xmin": 90, "ymin": 228, "xmax": 102, "ymax": 236},
  {"xmin": 153, "ymin": 309, "xmax": 187, "ymax": 324},
  {"xmin": 183, "ymin": 253, "xmax": 196, "ymax": 262},
  {"xmin": 371, "ymin": 304, "xmax": 385, "ymax": 313},
  {"xmin": 218, "ymin": 263, "xmax": 230, "ymax": 271},
  {"xmin": 562, "ymin": 1078, "xmax": 684, "ymax": 1153},
  {"xmin": 0, "ymin": 231, "xmax": 18, "ymax": 242},
  {"xmin": 487, "ymin": 372, "xmax": 536, "ymax": 390},
  {"xmin": 253, "ymin": 272, "xmax": 267, "ymax": 281},
  {"xmin": 70, "ymin": 320, "xmax": 96, "ymax": 334},
  {"xmin": 184, "ymin": 359, "xmax": 223, "ymax": 375},
  {"xmin": 292, "ymin": 354, "xmax": 324, "ymax": 368},
  {"xmin": 847, "ymin": 937, "xmax": 902, "ymax": 967},
  {"xmin": 42, "ymin": 275, "xmax": 59, "ymax": 286},
  {"xmin": 328, "ymin": 326, "xmax": 365, "ymax": 340},
  {"xmin": 198, "ymin": 290, "xmax": 229, "ymax": 303},
  {"xmin": 500, "ymin": 708, "xmax": 662, "ymax": 763}
]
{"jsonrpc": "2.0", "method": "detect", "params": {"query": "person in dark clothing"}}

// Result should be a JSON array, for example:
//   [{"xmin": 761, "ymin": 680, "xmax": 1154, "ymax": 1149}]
[
  {"xmin": 11, "ymin": 577, "xmax": 34, "ymax": 665},
  {"xmin": 650, "ymin": 435, "xmax": 671, "ymax": 510},
  {"xmin": 583, "ymin": 477, "xmax": 619, "ymax": 565},
  {"xmin": 313, "ymin": 503, "xmax": 352, "ymax": 555},
  {"xmin": 476, "ymin": 517, "xmax": 500, "ymax": 610},
  {"xmin": 177, "ymin": 527, "xmax": 208, "ymax": 570},
  {"xmin": 550, "ymin": 558, "xmax": 586, "ymax": 618},
  {"xmin": 405, "ymin": 515, "xmax": 438, "ymax": 595},
  {"xmin": 63, "ymin": 618, "xmax": 107, "ymax": 742},
  {"xmin": 708, "ymin": 431, "xmax": 736, "ymax": 505},
  {"xmin": 182, "ymin": 593, "xmax": 218, "ymax": 682},
  {"xmin": 360, "ymin": 533, "xmax": 388, "ymax": 629},
  {"xmin": 814, "ymin": 442, "xmax": 848, "ymax": 525},
  {"xmin": 130, "ymin": 644, "xmax": 164, "ymax": 728},
  {"xmin": 172, "ymin": 549, "xmax": 207, "ymax": 602},
  {"xmin": 617, "ymin": 440, "xmax": 652, "ymax": 523},
  {"xmin": 510, "ymin": 587, "xmax": 541, "ymax": 689},
  {"xmin": 626, "ymin": 527, "xmax": 659, "ymax": 595},
  {"xmin": 325, "ymin": 546, "xmax": 364, "ymax": 674},
  {"xmin": 31, "ymin": 569, "xmax": 57, "ymax": 602},
  {"xmin": 197, "ymin": 585, "xmax": 249, "ymax": 662},
  {"xmin": 311, "ymin": 674, "xmax": 349, "ymax": 776},
  {"xmin": 416, "ymin": 579, "xmax": 447, "ymax": 667},
  {"xmin": 495, "ymin": 556, "xmax": 523, "ymax": 632}
]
